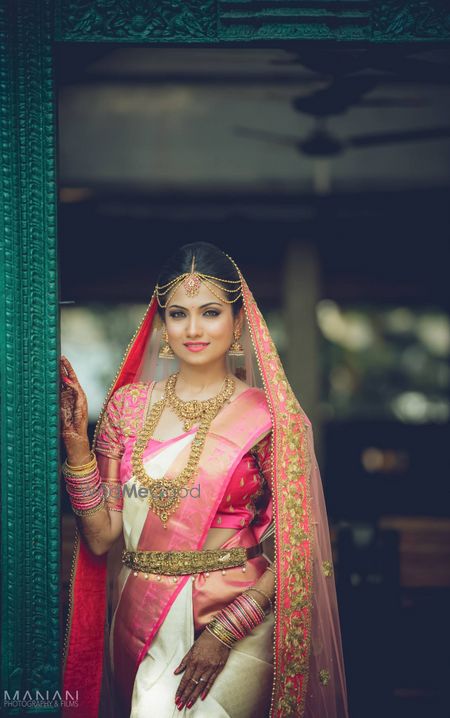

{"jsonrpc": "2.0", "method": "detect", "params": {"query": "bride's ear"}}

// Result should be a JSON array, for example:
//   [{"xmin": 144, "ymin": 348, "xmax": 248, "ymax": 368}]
[
  {"xmin": 154, "ymin": 312, "xmax": 164, "ymax": 330},
  {"xmin": 234, "ymin": 306, "xmax": 245, "ymax": 335}
]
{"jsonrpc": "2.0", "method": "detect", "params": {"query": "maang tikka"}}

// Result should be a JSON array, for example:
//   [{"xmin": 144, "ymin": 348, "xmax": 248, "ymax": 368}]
[{"xmin": 155, "ymin": 254, "xmax": 242, "ymax": 309}]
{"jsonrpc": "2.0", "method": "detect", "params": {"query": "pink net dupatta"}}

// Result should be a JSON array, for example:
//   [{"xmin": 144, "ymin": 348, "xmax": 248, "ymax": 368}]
[
  {"xmin": 239, "ymin": 271, "xmax": 348, "ymax": 717},
  {"xmin": 62, "ymin": 262, "xmax": 348, "ymax": 718}
]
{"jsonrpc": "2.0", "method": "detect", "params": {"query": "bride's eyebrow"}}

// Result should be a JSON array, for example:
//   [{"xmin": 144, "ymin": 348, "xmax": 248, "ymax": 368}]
[{"xmin": 167, "ymin": 302, "xmax": 223, "ymax": 310}]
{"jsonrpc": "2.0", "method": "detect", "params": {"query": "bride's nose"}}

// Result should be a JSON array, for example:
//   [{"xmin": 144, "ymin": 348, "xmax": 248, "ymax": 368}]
[{"xmin": 186, "ymin": 314, "xmax": 203, "ymax": 337}]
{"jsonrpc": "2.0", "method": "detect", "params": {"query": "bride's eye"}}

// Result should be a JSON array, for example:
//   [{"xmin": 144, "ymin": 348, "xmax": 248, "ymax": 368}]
[
  {"xmin": 204, "ymin": 310, "xmax": 220, "ymax": 317},
  {"xmin": 168, "ymin": 311, "xmax": 185, "ymax": 319}
]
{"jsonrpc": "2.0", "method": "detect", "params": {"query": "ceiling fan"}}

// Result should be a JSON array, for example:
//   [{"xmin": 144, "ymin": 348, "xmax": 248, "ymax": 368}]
[
  {"xmin": 243, "ymin": 57, "xmax": 449, "ymax": 160},
  {"xmin": 283, "ymin": 75, "xmax": 427, "ymax": 120},
  {"xmin": 272, "ymin": 47, "xmax": 450, "ymax": 85},
  {"xmin": 237, "ymin": 47, "xmax": 450, "ymax": 189},
  {"xmin": 260, "ymin": 47, "xmax": 450, "ymax": 142},
  {"xmin": 234, "ymin": 120, "xmax": 450, "ymax": 158}
]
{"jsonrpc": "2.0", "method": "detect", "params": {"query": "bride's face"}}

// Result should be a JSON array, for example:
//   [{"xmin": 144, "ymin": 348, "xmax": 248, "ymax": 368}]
[{"xmin": 164, "ymin": 280, "xmax": 241, "ymax": 367}]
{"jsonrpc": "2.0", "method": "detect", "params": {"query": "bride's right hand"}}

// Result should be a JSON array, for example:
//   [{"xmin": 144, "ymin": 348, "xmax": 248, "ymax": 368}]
[{"xmin": 60, "ymin": 356, "xmax": 91, "ymax": 464}]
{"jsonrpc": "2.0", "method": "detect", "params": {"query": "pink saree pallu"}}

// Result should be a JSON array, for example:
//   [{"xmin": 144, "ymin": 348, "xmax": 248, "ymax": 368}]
[
  {"xmin": 63, "ymin": 388, "xmax": 272, "ymax": 718},
  {"xmin": 113, "ymin": 389, "xmax": 272, "ymax": 715}
]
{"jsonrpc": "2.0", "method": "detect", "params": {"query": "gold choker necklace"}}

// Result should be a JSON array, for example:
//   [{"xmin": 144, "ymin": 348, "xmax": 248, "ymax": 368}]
[
  {"xmin": 131, "ymin": 372, "xmax": 235, "ymax": 527},
  {"xmin": 166, "ymin": 372, "xmax": 231, "ymax": 431}
]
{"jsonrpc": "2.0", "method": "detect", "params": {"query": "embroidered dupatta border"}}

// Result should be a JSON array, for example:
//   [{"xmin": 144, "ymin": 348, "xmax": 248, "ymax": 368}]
[{"xmin": 240, "ymin": 276, "xmax": 313, "ymax": 718}]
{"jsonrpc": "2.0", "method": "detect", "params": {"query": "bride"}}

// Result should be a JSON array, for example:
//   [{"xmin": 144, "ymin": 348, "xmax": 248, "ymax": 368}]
[{"xmin": 60, "ymin": 241, "xmax": 348, "ymax": 717}]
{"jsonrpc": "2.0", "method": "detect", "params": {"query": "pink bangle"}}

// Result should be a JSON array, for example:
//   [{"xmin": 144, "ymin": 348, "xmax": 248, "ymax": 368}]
[
  {"xmin": 72, "ymin": 496, "xmax": 106, "ymax": 517},
  {"xmin": 218, "ymin": 610, "xmax": 246, "ymax": 640},
  {"xmin": 64, "ymin": 469, "xmax": 100, "ymax": 484},
  {"xmin": 228, "ymin": 602, "xmax": 253, "ymax": 634},
  {"xmin": 65, "ymin": 481, "xmax": 101, "ymax": 498},
  {"xmin": 210, "ymin": 594, "xmax": 265, "ymax": 646},
  {"xmin": 235, "ymin": 593, "xmax": 265, "ymax": 622}
]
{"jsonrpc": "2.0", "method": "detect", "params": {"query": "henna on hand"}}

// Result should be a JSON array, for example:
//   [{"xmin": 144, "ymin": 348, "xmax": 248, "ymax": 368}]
[
  {"xmin": 60, "ymin": 355, "xmax": 90, "ymax": 460},
  {"xmin": 173, "ymin": 628, "xmax": 230, "ymax": 709}
]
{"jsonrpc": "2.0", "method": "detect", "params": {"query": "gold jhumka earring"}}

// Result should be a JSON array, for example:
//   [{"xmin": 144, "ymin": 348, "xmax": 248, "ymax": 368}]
[
  {"xmin": 228, "ymin": 328, "xmax": 244, "ymax": 357},
  {"xmin": 158, "ymin": 326, "xmax": 175, "ymax": 359}
]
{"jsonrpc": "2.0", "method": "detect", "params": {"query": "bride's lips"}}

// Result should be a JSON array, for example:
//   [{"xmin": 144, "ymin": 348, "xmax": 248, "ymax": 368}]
[{"xmin": 184, "ymin": 342, "xmax": 210, "ymax": 353}]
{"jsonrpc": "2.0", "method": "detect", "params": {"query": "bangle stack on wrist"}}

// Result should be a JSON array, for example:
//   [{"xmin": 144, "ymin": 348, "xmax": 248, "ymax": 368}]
[
  {"xmin": 62, "ymin": 451, "xmax": 105, "ymax": 517},
  {"xmin": 245, "ymin": 586, "xmax": 273, "ymax": 613},
  {"xmin": 206, "ymin": 588, "xmax": 270, "ymax": 648}
]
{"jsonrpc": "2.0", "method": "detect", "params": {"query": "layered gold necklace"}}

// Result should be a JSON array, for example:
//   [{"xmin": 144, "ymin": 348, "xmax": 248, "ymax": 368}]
[{"xmin": 131, "ymin": 372, "xmax": 235, "ymax": 527}]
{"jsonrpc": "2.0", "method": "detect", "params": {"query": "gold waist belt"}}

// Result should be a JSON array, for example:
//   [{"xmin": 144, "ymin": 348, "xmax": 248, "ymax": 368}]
[{"xmin": 121, "ymin": 544, "xmax": 263, "ymax": 576}]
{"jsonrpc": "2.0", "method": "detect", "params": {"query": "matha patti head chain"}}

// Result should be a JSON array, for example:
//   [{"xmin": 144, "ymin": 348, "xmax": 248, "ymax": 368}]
[{"xmin": 157, "ymin": 255, "xmax": 244, "ymax": 358}]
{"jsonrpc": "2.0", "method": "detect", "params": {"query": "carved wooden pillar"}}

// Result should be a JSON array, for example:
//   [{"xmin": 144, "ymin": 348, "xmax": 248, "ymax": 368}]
[{"xmin": 0, "ymin": 1, "xmax": 60, "ymax": 712}]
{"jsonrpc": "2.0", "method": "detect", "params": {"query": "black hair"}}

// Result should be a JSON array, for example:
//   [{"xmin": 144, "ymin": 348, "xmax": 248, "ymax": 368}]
[{"xmin": 156, "ymin": 242, "xmax": 242, "ymax": 318}]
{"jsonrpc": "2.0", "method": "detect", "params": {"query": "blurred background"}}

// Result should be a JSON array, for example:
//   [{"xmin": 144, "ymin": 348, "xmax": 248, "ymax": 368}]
[{"xmin": 57, "ymin": 45, "xmax": 450, "ymax": 718}]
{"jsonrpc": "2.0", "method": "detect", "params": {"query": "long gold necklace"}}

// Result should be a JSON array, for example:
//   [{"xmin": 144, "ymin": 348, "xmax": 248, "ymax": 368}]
[{"xmin": 131, "ymin": 372, "xmax": 235, "ymax": 528}]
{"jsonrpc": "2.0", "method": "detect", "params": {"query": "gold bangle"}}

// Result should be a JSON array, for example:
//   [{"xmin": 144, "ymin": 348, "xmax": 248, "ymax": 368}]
[
  {"xmin": 65, "ymin": 450, "xmax": 96, "ymax": 471},
  {"xmin": 207, "ymin": 617, "xmax": 237, "ymax": 644},
  {"xmin": 64, "ymin": 461, "xmax": 97, "ymax": 476},
  {"xmin": 72, "ymin": 496, "xmax": 105, "ymax": 517},
  {"xmin": 205, "ymin": 623, "xmax": 235, "ymax": 648},
  {"xmin": 62, "ymin": 463, "xmax": 98, "ymax": 479},
  {"xmin": 245, "ymin": 587, "xmax": 273, "ymax": 613},
  {"xmin": 265, "ymin": 565, "xmax": 276, "ymax": 577}
]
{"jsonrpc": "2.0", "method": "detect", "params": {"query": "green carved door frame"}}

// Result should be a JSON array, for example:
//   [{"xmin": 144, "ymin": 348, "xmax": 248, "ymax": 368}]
[{"xmin": 0, "ymin": 1, "xmax": 449, "ymax": 714}]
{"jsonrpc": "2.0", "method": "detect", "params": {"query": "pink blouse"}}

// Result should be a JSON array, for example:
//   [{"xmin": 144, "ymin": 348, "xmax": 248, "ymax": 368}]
[
  {"xmin": 95, "ymin": 382, "xmax": 272, "ymax": 528},
  {"xmin": 210, "ymin": 437, "xmax": 271, "ymax": 529}
]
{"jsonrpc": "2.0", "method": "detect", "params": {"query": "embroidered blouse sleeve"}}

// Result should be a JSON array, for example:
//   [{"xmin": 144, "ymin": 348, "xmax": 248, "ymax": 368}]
[{"xmin": 95, "ymin": 386, "xmax": 127, "ymax": 512}]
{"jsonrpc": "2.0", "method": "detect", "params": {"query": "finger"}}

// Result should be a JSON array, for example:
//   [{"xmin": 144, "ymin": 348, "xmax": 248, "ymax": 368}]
[
  {"xmin": 60, "ymin": 369, "xmax": 83, "ymax": 397},
  {"xmin": 60, "ymin": 356, "xmax": 71, "ymax": 374},
  {"xmin": 175, "ymin": 665, "xmax": 200, "ymax": 708},
  {"xmin": 177, "ymin": 665, "xmax": 214, "ymax": 709},
  {"xmin": 60, "ymin": 364, "xmax": 74, "ymax": 386},
  {"xmin": 175, "ymin": 664, "xmax": 194, "ymax": 701},
  {"xmin": 184, "ymin": 670, "xmax": 214, "ymax": 709},
  {"xmin": 60, "ymin": 358, "xmax": 71, "ymax": 380},
  {"xmin": 61, "ymin": 356, "xmax": 79, "ymax": 382},
  {"xmin": 60, "ymin": 378, "xmax": 78, "ymax": 397},
  {"xmin": 173, "ymin": 656, "xmax": 188, "ymax": 675},
  {"xmin": 199, "ymin": 669, "xmax": 220, "ymax": 702}
]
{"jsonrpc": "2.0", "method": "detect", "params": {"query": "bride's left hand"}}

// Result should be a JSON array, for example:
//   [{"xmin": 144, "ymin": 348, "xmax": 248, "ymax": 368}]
[{"xmin": 173, "ymin": 629, "xmax": 230, "ymax": 709}]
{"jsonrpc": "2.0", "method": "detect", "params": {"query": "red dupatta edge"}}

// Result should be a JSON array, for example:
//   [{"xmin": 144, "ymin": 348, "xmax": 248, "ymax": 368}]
[{"xmin": 62, "ymin": 300, "xmax": 157, "ymax": 718}]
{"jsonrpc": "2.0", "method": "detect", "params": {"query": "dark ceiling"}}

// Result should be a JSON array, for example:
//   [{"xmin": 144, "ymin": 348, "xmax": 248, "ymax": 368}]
[{"xmin": 56, "ymin": 44, "xmax": 450, "ymax": 308}]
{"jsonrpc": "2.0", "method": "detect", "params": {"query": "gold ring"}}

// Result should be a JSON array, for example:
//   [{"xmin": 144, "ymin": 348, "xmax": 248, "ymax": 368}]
[{"xmin": 191, "ymin": 678, "xmax": 199, "ymax": 685}]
